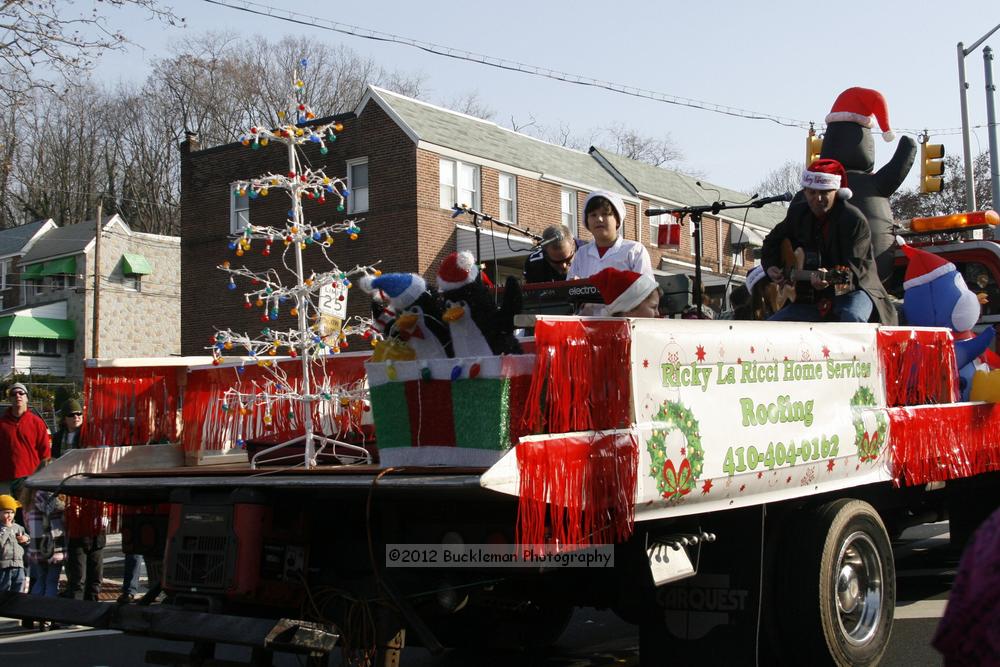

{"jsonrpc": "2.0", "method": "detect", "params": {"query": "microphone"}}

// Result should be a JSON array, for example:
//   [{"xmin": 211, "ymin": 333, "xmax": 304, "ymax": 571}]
[
  {"xmin": 644, "ymin": 208, "xmax": 676, "ymax": 217},
  {"xmin": 752, "ymin": 192, "xmax": 793, "ymax": 207}
]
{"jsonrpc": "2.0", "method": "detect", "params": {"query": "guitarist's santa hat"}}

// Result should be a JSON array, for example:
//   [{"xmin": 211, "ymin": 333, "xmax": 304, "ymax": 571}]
[{"xmin": 801, "ymin": 159, "xmax": 853, "ymax": 200}]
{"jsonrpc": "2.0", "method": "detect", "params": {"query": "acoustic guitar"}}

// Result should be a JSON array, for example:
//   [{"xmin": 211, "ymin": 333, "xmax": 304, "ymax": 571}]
[{"xmin": 780, "ymin": 239, "xmax": 852, "ymax": 314}]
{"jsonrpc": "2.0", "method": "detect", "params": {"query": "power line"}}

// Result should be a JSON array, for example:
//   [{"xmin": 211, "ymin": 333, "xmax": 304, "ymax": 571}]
[{"xmin": 202, "ymin": 0, "xmax": 989, "ymax": 138}]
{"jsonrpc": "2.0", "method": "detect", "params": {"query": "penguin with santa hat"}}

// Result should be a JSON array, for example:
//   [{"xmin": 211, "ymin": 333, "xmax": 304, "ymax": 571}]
[
  {"xmin": 436, "ymin": 251, "xmax": 522, "ymax": 356},
  {"xmin": 809, "ymin": 87, "xmax": 918, "ymax": 282},
  {"xmin": 899, "ymin": 241, "xmax": 996, "ymax": 401},
  {"xmin": 370, "ymin": 272, "xmax": 452, "ymax": 359}
]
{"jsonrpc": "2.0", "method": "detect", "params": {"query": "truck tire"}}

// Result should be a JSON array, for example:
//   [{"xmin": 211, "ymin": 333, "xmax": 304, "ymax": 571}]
[{"xmin": 778, "ymin": 499, "xmax": 895, "ymax": 666}]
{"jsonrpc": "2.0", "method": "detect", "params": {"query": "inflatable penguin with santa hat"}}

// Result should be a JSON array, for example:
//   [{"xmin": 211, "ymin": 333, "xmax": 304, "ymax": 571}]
[
  {"xmin": 436, "ymin": 251, "xmax": 522, "ymax": 356},
  {"xmin": 370, "ymin": 272, "xmax": 452, "ymax": 359},
  {"xmin": 900, "ymin": 241, "xmax": 996, "ymax": 401},
  {"xmin": 809, "ymin": 87, "xmax": 917, "ymax": 282}
]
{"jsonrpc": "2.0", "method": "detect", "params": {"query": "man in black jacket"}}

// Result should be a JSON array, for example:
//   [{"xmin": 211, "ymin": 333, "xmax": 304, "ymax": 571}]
[
  {"xmin": 522, "ymin": 224, "xmax": 582, "ymax": 283},
  {"xmin": 761, "ymin": 159, "xmax": 896, "ymax": 325}
]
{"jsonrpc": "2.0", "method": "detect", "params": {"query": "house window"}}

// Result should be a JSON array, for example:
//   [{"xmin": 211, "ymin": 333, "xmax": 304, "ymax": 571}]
[
  {"xmin": 439, "ymin": 158, "xmax": 480, "ymax": 211},
  {"xmin": 731, "ymin": 246, "xmax": 744, "ymax": 266},
  {"xmin": 648, "ymin": 212, "xmax": 672, "ymax": 247},
  {"xmin": 498, "ymin": 173, "xmax": 517, "ymax": 223},
  {"xmin": 32, "ymin": 279, "xmax": 44, "ymax": 296},
  {"xmin": 230, "ymin": 185, "xmax": 250, "ymax": 234},
  {"xmin": 0, "ymin": 259, "xmax": 8, "ymax": 290},
  {"xmin": 53, "ymin": 274, "xmax": 76, "ymax": 290},
  {"xmin": 347, "ymin": 158, "xmax": 369, "ymax": 213},
  {"xmin": 123, "ymin": 275, "xmax": 142, "ymax": 292},
  {"xmin": 690, "ymin": 221, "xmax": 703, "ymax": 257},
  {"xmin": 561, "ymin": 189, "xmax": 577, "ymax": 236},
  {"xmin": 21, "ymin": 338, "xmax": 57, "ymax": 355}
]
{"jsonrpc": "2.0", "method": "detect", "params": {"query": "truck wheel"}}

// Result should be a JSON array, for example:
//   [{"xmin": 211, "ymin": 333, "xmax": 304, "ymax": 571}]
[{"xmin": 779, "ymin": 499, "xmax": 895, "ymax": 666}]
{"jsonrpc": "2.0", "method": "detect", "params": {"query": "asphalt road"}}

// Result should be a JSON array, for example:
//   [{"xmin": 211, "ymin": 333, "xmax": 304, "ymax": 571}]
[{"xmin": 0, "ymin": 523, "xmax": 956, "ymax": 666}]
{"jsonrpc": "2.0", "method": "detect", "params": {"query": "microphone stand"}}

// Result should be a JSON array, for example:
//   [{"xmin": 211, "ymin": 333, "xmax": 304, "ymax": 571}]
[
  {"xmin": 654, "ymin": 200, "xmax": 772, "ymax": 319},
  {"xmin": 452, "ymin": 204, "xmax": 542, "ymax": 267}
]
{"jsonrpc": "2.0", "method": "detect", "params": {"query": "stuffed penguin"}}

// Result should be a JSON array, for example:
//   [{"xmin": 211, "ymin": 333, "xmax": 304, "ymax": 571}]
[
  {"xmin": 442, "ymin": 300, "xmax": 493, "ymax": 358},
  {"xmin": 813, "ymin": 87, "xmax": 917, "ymax": 282},
  {"xmin": 900, "ymin": 242, "xmax": 996, "ymax": 400},
  {"xmin": 393, "ymin": 304, "xmax": 449, "ymax": 360},
  {"xmin": 436, "ymin": 251, "xmax": 521, "ymax": 355},
  {"xmin": 370, "ymin": 273, "xmax": 452, "ymax": 357}
]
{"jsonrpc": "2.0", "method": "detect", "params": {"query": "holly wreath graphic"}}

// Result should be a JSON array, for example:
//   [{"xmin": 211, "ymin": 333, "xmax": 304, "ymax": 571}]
[
  {"xmin": 851, "ymin": 386, "xmax": 887, "ymax": 463},
  {"xmin": 647, "ymin": 400, "xmax": 705, "ymax": 499}
]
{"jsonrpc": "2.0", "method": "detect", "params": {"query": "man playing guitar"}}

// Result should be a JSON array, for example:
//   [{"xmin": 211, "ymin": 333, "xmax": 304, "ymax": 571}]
[{"xmin": 760, "ymin": 159, "xmax": 897, "ymax": 324}]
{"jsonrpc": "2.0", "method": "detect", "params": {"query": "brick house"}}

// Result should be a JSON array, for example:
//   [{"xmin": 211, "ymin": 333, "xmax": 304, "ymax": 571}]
[
  {"xmin": 0, "ymin": 215, "xmax": 181, "ymax": 380},
  {"xmin": 179, "ymin": 85, "xmax": 787, "ymax": 354}
]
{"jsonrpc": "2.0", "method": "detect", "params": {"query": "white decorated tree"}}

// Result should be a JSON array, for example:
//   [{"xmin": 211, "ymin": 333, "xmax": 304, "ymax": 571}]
[{"xmin": 210, "ymin": 60, "xmax": 382, "ymax": 469}]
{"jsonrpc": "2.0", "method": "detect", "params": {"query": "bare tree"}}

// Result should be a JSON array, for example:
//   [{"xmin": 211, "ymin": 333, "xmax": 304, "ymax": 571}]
[
  {"xmin": 751, "ymin": 160, "xmax": 803, "ymax": 199},
  {"xmin": 147, "ymin": 33, "xmax": 426, "ymax": 148},
  {"xmin": 891, "ymin": 153, "xmax": 993, "ymax": 220},
  {"xmin": 0, "ymin": 0, "xmax": 183, "ymax": 108},
  {"xmin": 441, "ymin": 91, "xmax": 495, "ymax": 121},
  {"xmin": 602, "ymin": 122, "xmax": 682, "ymax": 167}
]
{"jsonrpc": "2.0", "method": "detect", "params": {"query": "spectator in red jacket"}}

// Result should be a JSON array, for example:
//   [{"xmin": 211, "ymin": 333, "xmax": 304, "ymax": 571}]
[{"xmin": 0, "ymin": 383, "xmax": 51, "ymax": 499}]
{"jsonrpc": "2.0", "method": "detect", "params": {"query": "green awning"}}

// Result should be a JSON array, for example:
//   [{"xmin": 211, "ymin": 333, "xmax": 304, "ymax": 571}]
[
  {"xmin": 0, "ymin": 315, "xmax": 75, "ymax": 340},
  {"xmin": 39, "ymin": 256, "xmax": 77, "ymax": 276},
  {"xmin": 121, "ymin": 253, "xmax": 152, "ymax": 275},
  {"xmin": 21, "ymin": 264, "xmax": 43, "ymax": 279}
]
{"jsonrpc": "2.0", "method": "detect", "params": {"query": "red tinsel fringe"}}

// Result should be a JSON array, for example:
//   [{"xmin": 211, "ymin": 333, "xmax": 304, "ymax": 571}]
[
  {"xmin": 521, "ymin": 319, "xmax": 632, "ymax": 434},
  {"xmin": 182, "ymin": 355, "xmax": 367, "ymax": 452},
  {"xmin": 83, "ymin": 367, "xmax": 180, "ymax": 446},
  {"xmin": 878, "ymin": 329, "xmax": 958, "ymax": 406},
  {"xmin": 515, "ymin": 431, "xmax": 638, "ymax": 549},
  {"xmin": 888, "ymin": 403, "xmax": 1000, "ymax": 486}
]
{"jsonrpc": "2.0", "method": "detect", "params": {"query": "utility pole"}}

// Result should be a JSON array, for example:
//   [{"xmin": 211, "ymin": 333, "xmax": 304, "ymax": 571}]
[
  {"xmin": 957, "ymin": 23, "xmax": 1000, "ymax": 211},
  {"xmin": 92, "ymin": 201, "xmax": 101, "ymax": 359},
  {"xmin": 986, "ymin": 46, "xmax": 1000, "ymax": 210}
]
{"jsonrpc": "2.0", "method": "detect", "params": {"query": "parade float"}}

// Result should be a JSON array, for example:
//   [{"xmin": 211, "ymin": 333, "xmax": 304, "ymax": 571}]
[{"xmin": 3, "ymin": 75, "xmax": 999, "ymax": 667}]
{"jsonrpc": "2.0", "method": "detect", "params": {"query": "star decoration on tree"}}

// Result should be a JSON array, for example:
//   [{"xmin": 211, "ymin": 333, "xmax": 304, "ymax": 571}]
[{"xmin": 695, "ymin": 345, "xmax": 706, "ymax": 362}]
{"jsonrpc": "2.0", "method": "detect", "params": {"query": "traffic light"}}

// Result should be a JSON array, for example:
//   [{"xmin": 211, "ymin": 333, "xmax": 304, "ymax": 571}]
[
  {"xmin": 806, "ymin": 129, "xmax": 823, "ymax": 166},
  {"xmin": 920, "ymin": 135, "xmax": 945, "ymax": 193}
]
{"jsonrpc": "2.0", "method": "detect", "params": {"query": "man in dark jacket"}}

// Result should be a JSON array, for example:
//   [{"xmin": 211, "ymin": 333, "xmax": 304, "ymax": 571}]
[
  {"xmin": 522, "ymin": 224, "xmax": 582, "ymax": 283},
  {"xmin": 761, "ymin": 159, "xmax": 897, "ymax": 325}
]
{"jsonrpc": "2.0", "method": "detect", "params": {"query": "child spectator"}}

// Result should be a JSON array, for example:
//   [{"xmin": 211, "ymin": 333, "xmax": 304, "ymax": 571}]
[
  {"xmin": 26, "ymin": 467, "xmax": 66, "ymax": 597},
  {"xmin": 0, "ymin": 493, "xmax": 28, "ymax": 592}
]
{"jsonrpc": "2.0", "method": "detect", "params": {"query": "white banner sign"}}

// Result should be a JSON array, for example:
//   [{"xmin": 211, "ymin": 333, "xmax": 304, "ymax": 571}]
[{"xmin": 628, "ymin": 320, "xmax": 891, "ymax": 519}]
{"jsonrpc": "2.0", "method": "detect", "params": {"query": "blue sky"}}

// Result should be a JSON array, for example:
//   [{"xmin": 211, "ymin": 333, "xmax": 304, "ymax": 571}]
[{"xmin": 94, "ymin": 0, "xmax": 998, "ymax": 197}]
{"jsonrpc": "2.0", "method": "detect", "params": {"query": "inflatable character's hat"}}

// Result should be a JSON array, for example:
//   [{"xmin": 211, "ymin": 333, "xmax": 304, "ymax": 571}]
[{"xmin": 826, "ymin": 87, "xmax": 895, "ymax": 142}]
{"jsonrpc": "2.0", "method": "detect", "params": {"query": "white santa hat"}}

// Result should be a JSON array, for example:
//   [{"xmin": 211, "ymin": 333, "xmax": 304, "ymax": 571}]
[
  {"xmin": 801, "ymin": 159, "xmax": 853, "ymax": 200},
  {"xmin": 745, "ymin": 265, "xmax": 767, "ymax": 294},
  {"xmin": 590, "ymin": 267, "xmax": 658, "ymax": 315},
  {"xmin": 436, "ymin": 251, "xmax": 479, "ymax": 292},
  {"xmin": 825, "ymin": 87, "xmax": 896, "ymax": 142},
  {"xmin": 583, "ymin": 190, "xmax": 627, "ymax": 229}
]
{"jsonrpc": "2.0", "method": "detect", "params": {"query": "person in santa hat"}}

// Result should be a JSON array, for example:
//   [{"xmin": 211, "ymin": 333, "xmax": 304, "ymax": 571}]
[
  {"xmin": 762, "ymin": 159, "xmax": 897, "ymax": 324},
  {"xmin": 809, "ymin": 87, "xmax": 917, "ymax": 282},
  {"xmin": 589, "ymin": 267, "xmax": 661, "ymax": 318},
  {"xmin": 567, "ymin": 190, "xmax": 652, "ymax": 280}
]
